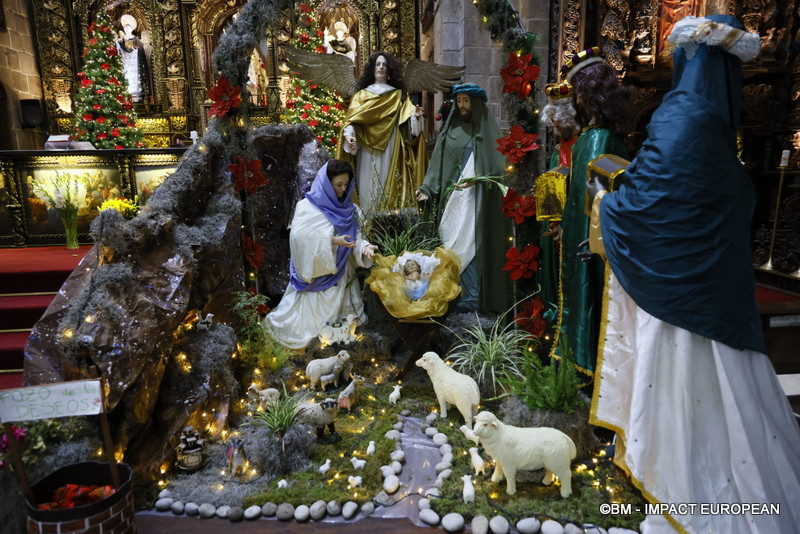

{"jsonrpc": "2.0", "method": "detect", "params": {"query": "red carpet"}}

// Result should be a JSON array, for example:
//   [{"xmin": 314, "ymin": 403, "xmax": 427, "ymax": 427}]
[{"xmin": 0, "ymin": 246, "xmax": 91, "ymax": 389}]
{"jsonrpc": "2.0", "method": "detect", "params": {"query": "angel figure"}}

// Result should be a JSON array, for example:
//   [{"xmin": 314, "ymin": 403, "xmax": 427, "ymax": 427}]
[{"xmin": 285, "ymin": 47, "xmax": 464, "ymax": 215}]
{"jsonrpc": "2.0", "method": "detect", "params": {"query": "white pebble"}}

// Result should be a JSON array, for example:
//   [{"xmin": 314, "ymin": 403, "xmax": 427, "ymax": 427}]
[
  {"xmin": 185, "ymin": 502, "xmax": 199, "ymax": 516},
  {"xmin": 435, "ymin": 460, "xmax": 452, "ymax": 473},
  {"xmin": 342, "ymin": 501, "xmax": 359, "ymax": 519},
  {"xmin": 326, "ymin": 501, "xmax": 341, "ymax": 516},
  {"xmin": 439, "ymin": 443, "xmax": 452, "ymax": 455},
  {"xmin": 244, "ymin": 505, "xmax": 262, "ymax": 520},
  {"xmin": 385, "ymin": 429, "xmax": 401, "ymax": 440},
  {"xmin": 380, "ymin": 465, "xmax": 395, "ymax": 478},
  {"xmin": 216, "ymin": 505, "xmax": 231, "ymax": 519},
  {"xmin": 425, "ymin": 412, "xmax": 438, "ymax": 424},
  {"xmin": 393, "ymin": 422, "xmax": 404, "ymax": 431},
  {"xmin": 433, "ymin": 433, "xmax": 448, "ymax": 445},
  {"xmin": 390, "ymin": 449, "xmax": 405, "ymax": 462},
  {"xmin": 437, "ymin": 468, "xmax": 452, "ymax": 480},
  {"xmin": 419, "ymin": 508, "xmax": 440, "ymax": 526},
  {"xmin": 261, "ymin": 502, "xmax": 277, "ymax": 516},
  {"xmin": 170, "ymin": 501, "xmax": 184, "ymax": 515},
  {"xmin": 442, "ymin": 512, "xmax": 465, "ymax": 532},
  {"xmin": 516, "ymin": 517, "xmax": 542, "ymax": 534},
  {"xmin": 310, "ymin": 500, "xmax": 327, "ymax": 520},
  {"xmin": 154, "ymin": 497, "xmax": 174, "ymax": 511},
  {"xmin": 294, "ymin": 504, "xmax": 310, "ymax": 522},
  {"xmin": 158, "ymin": 489, "xmax": 173, "ymax": 499},
  {"xmin": 425, "ymin": 427, "xmax": 438, "ymax": 437},
  {"xmin": 391, "ymin": 460, "xmax": 403, "ymax": 474},
  {"xmin": 489, "ymin": 515, "xmax": 510, "ymax": 534},
  {"xmin": 198, "ymin": 503, "xmax": 216, "ymax": 519},
  {"xmin": 441, "ymin": 452, "xmax": 453, "ymax": 464},
  {"xmin": 424, "ymin": 488, "xmax": 441, "ymax": 498},
  {"xmin": 566, "ymin": 524, "xmax": 586, "ymax": 534},
  {"xmin": 384, "ymin": 474, "xmax": 400, "ymax": 493},
  {"xmin": 608, "ymin": 529, "xmax": 637, "ymax": 534},
  {"xmin": 360, "ymin": 502, "xmax": 375, "ymax": 515},
  {"xmin": 472, "ymin": 515, "xmax": 489, "ymax": 534},
  {"xmin": 541, "ymin": 519, "xmax": 565, "ymax": 534},
  {"xmin": 374, "ymin": 492, "xmax": 390, "ymax": 505},
  {"xmin": 418, "ymin": 498, "xmax": 431, "ymax": 510},
  {"xmin": 583, "ymin": 526, "xmax": 607, "ymax": 534}
]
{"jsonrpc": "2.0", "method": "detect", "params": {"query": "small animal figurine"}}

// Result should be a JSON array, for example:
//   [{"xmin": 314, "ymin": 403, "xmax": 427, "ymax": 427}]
[
  {"xmin": 277, "ymin": 479, "xmax": 288, "ymax": 488},
  {"xmin": 462, "ymin": 474, "xmax": 475, "ymax": 503},
  {"xmin": 416, "ymin": 351, "xmax": 480, "ymax": 429},
  {"xmin": 306, "ymin": 351, "xmax": 351, "ymax": 390},
  {"xmin": 337, "ymin": 374, "xmax": 365, "ymax": 412},
  {"xmin": 389, "ymin": 385, "xmax": 402, "ymax": 405},
  {"xmin": 469, "ymin": 447, "xmax": 487, "ymax": 475},
  {"xmin": 197, "ymin": 313, "xmax": 214, "ymax": 331},
  {"xmin": 318, "ymin": 459, "xmax": 331, "ymax": 475},
  {"xmin": 460, "ymin": 424, "xmax": 480, "ymax": 445},
  {"xmin": 348, "ymin": 475, "xmax": 362, "ymax": 489},
  {"xmin": 350, "ymin": 456, "xmax": 366, "ymax": 470},
  {"xmin": 226, "ymin": 438, "xmax": 248, "ymax": 478},
  {"xmin": 366, "ymin": 441, "xmax": 376, "ymax": 456}
]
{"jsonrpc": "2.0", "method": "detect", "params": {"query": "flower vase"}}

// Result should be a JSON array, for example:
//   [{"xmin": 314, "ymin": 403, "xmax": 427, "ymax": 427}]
[{"xmin": 60, "ymin": 210, "xmax": 79, "ymax": 249}]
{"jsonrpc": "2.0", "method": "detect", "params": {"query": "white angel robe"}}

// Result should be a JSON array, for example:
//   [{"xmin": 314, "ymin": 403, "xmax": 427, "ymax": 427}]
[{"xmin": 263, "ymin": 198, "xmax": 373, "ymax": 349}]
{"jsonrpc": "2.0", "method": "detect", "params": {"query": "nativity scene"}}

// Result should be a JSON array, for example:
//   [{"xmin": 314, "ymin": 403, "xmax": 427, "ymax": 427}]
[{"xmin": 0, "ymin": 1, "xmax": 799, "ymax": 534}]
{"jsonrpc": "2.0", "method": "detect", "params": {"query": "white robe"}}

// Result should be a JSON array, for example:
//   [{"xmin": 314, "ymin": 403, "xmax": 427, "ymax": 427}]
[
  {"xmin": 263, "ymin": 199, "xmax": 373, "ymax": 349},
  {"xmin": 343, "ymin": 83, "xmax": 420, "ymax": 216},
  {"xmin": 437, "ymin": 152, "xmax": 476, "ymax": 274},
  {"xmin": 593, "ymin": 272, "xmax": 800, "ymax": 534}
]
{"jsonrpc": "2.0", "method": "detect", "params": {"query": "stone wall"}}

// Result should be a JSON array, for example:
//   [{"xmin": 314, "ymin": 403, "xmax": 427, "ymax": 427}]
[{"xmin": 0, "ymin": 0, "xmax": 45, "ymax": 150}]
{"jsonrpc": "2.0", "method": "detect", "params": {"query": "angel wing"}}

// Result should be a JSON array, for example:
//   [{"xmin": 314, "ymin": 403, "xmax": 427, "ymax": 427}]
[
  {"xmin": 403, "ymin": 59, "xmax": 465, "ymax": 94},
  {"xmin": 283, "ymin": 45, "xmax": 358, "ymax": 100}
]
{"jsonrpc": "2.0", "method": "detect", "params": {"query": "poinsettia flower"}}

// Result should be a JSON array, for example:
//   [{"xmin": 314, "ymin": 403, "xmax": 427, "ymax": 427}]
[
  {"xmin": 88, "ymin": 22, "xmax": 96, "ymax": 32},
  {"xmin": 135, "ymin": 141, "xmax": 144, "ymax": 148},
  {"xmin": 93, "ymin": 104, "xmax": 102, "ymax": 110},
  {"xmin": 208, "ymin": 75, "xmax": 242, "ymax": 119},
  {"xmin": 300, "ymin": 3, "xmax": 313, "ymax": 13},
  {"xmin": 300, "ymin": 112, "xmax": 309, "ymax": 120},
  {"xmin": 321, "ymin": 105, "xmax": 331, "ymax": 114},
  {"xmin": 96, "ymin": 116, "xmax": 106, "ymax": 124},
  {"xmin": 315, "ymin": 45, "xmax": 327, "ymax": 54},
  {"xmin": 76, "ymin": 71, "xmax": 85, "ymax": 79},
  {"xmin": 286, "ymin": 99, "xmax": 296, "ymax": 109},
  {"xmin": 111, "ymin": 128, "xmax": 120, "ymax": 137},
  {"xmin": 82, "ymin": 114, "xmax": 93, "ymax": 121},
  {"xmin": 106, "ymin": 45, "xmax": 118, "ymax": 56},
  {"xmin": 80, "ymin": 78, "xmax": 93, "ymax": 88},
  {"xmin": 496, "ymin": 125, "xmax": 539, "ymax": 164},
  {"xmin": 241, "ymin": 233, "xmax": 264, "ymax": 269},
  {"xmin": 331, "ymin": 137, "xmax": 338, "ymax": 145},
  {"xmin": 95, "ymin": 88, "xmax": 107, "ymax": 94},
  {"xmin": 502, "ymin": 188, "xmax": 536, "ymax": 224},
  {"xmin": 109, "ymin": 76, "xmax": 120, "ymax": 86},
  {"xmin": 300, "ymin": 33, "xmax": 310, "ymax": 44},
  {"xmin": 116, "ymin": 94, "xmax": 125, "ymax": 102},
  {"xmin": 303, "ymin": 103, "xmax": 313, "ymax": 110},
  {"xmin": 317, "ymin": 136, "xmax": 323, "ymax": 144},
  {"xmin": 316, "ymin": 29, "xmax": 324, "ymax": 38},
  {"xmin": 123, "ymin": 100, "xmax": 133, "ymax": 110},
  {"xmin": 97, "ymin": 132, "xmax": 108, "ymax": 140},
  {"xmin": 308, "ymin": 83, "xmax": 318, "ymax": 90},
  {"xmin": 309, "ymin": 119, "xmax": 319, "ymax": 127},
  {"xmin": 499, "ymin": 52, "xmax": 541, "ymax": 99},
  {"xmin": 229, "ymin": 155, "xmax": 267, "ymax": 194},
  {"xmin": 294, "ymin": 86, "xmax": 302, "ymax": 96},
  {"xmin": 114, "ymin": 144, "xmax": 124, "ymax": 149},
  {"xmin": 88, "ymin": 38, "xmax": 98, "ymax": 46},
  {"xmin": 502, "ymin": 243, "xmax": 540, "ymax": 280},
  {"xmin": 101, "ymin": 63, "xmax": 110, "ymax": 70},
  {"xmin": 514, "ymin": 296, "xmax": 548, "ymax": 339},
  {"xmin": 334, "ymin": 102, "xmax": 343, "ymax": 110}
]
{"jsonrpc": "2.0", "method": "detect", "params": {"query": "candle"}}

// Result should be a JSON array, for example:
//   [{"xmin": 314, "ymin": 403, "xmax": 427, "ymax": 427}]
[
  {"xmin": 190, "ymin": 130, "xmax": 199, "ymax": 141},
  {"xmin": 780, "ymin": 149, "xmax": 790, "ymax": 167}
]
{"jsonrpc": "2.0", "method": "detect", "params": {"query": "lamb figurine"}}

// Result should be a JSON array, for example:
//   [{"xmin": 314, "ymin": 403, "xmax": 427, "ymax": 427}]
[
  {"xmin": 472, "ymin": 410, "xmax": 576, "ymax": 497},
  {"xmin": 295, "ymin": 398, "xmax": 338, "ymax": 439},
  {"xmin": 246, "ymin": 384, "xmax": 279, "ymax": 410},
  {"xmin": 469, "ymin": 447, "xmax": 487, "ymax": 476},
  {"xmin": 306, "ymin": 350, "xmax": 351, "ymax": 390},
  {"xmin": 337, "ymin": 374, "xmax": 366, "ymax": 412},
  {"xmin": 389, "ymin": 385, "xmax": 402, "ymax": 405},
  {"xmin": 415, "ymin": 351, "xmax": 480, "ymax": 429},
  {"xmin": 461, "ymin": 474, "xmax": 475, "ymax": 503}
]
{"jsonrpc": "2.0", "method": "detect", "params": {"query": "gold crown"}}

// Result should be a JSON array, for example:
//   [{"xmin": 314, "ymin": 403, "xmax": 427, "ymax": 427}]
[
  {"xmin": 561, "ymin": 47, "xmax": 605, "ymax": 81},
  {"xmin": 544, "ymin": 82, "xmax": 574, "ymax": 101}
]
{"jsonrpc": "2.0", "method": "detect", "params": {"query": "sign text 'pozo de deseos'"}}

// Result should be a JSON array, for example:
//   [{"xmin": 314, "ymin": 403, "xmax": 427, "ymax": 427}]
[{"xmin": 0, "ymin": 380, "xmax": 104, "ymax": 423}]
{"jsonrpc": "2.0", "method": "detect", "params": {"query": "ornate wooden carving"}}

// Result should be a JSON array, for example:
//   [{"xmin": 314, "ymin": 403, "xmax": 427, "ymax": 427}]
[{"xmin": 31, "ymin": 0, "xmax": 75, "ymax": 125}]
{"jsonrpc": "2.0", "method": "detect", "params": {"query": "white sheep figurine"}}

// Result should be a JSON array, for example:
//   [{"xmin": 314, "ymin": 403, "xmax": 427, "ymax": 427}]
[
  {"xmin": 337, "ymin": 374, "xmax": 365, "ymax": 412},
  {"xmin": 295, "ymin": 398, "xmax": 338, "ymax": 439},
  {"xmin": 306, "ymin": 350, "xmax": 351, "ymax": 390},
  {"xmin": 469, "ymin": 447, "xmax": 487, "ymax": 476},
  {"xmin": 461, "ymin": 474, "xmax": 475, "ymax": 503},
  {"xmin": 472, "ymin": 410, "xmax": 576, "ymax": 497},
  {"xmin": 246, "ymin": 384, "xmax": 279, "ymax": 410},
  {"xmin": 389, "ymin": 385, "xmax": 402, "ymax": 405},
  {"xmin": 350, "ymin": 456, "xmax": 366, "ymax": 470},
  {"xmin": 415, "ymin": 351, "xmax": 480, "ymax": 429},
  {"xmin": 460, "ymin": 424, "xmax": 480, "ymax": 445}
]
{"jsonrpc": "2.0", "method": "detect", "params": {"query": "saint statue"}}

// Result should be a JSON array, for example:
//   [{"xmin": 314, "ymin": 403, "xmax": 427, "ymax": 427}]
[{"xmin": 116, "ymin": 14, "xmax": 151, "ymax": 103}]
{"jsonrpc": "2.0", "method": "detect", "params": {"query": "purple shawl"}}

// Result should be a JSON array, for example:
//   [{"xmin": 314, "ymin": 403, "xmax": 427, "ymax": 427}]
[{"xmin": 289, "ymin": 162, "xmax": 358, "ymax": 292}]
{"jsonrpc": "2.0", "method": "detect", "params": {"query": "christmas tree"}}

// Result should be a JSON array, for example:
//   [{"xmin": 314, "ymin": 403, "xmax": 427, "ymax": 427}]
[
  {"xmin": 284, "ymin": 3, "xmax": 347, "ymax": 155},
  {"xmin": 71, "ymin": 11, "xmax": 145, "ymax": 149}
]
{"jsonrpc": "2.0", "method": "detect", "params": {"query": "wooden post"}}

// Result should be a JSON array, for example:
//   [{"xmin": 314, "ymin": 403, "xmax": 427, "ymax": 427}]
[
  {"xmin": 3, "ymin": 422, "xmax": 35, "ymax": 506},
  {"xmin": 90, "ymin": 366, "xmax": 121, "ymax": 489}
]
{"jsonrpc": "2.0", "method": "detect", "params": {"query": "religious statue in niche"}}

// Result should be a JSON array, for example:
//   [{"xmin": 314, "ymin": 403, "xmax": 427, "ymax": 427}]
[
  {"xmin": 658, "ymin": 0, "xmax": 702, "ymax": 56},
  {"xmin": 116, "ymin": 14, "xmax": 151, "ymax": 103},
  {"xmin": 325, "ymin": 21, "xmax": 357, "ymax": 63},
  {"xmin": 630, "ymin": 0, "xmax": 657, "ymax": 64}
]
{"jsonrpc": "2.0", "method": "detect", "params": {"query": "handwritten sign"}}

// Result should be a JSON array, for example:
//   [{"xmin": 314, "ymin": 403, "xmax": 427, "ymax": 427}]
[{"xmin": 0, "ymin": 380, "xmax": 103, "ymax": 423}]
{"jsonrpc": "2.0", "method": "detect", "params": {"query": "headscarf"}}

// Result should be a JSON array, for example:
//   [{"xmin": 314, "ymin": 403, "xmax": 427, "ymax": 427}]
[
  {"xmin": 289, "ymin": 161, "xmax": 358, "ymax": 292},
  {"xmin": 598, "ymin": 15, "xmax": 765, "ymax": 353}
]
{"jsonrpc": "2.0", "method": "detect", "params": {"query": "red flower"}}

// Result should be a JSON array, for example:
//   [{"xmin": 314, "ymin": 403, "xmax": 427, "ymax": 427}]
[
  {"xmin": 96, "ymin": 116, "xmax": 106, "ymax": 124},
  {"xmin": 321, "ymin": 105, "xmax": 331, "ymax": 114},
  {"xmin": 502, "ymin": 243, "xmax": 540, "ymax": 280},
  {"xmin": 128, "ymin": 121, "xmax": 136, "ymax": 128},
  {"xmin": 502, "ymin": 188, "xmax": 536, "ymax": 224},
  {"xmin": 317, "ymin": 135, "xmax": 323, "ymax": 143},
  {"xmin": 106, "ymin": 46, "xmax": 118, "ymax": 57},
  {"xmin": 116, "ymin": 94, "xmax": 125, "ymax": 103},
  {"xmin": 241, "ymin": 233, "xmax": 264, "ymax": 269},
  {"xmin": 88, "ymin": 22, "xmax": 96, "ymax": 32},
  {"xmin": 303, "ymin": 103, "xmax": 313, "ymax": 110},
  {"xmin": 331, "ymin": 137, "xmax": 338, "ymax": 145},
  {"xmin": 114, "ymin": 144, "xmax": 124, "ymax": 149},
  {"xmin": 300, "ymin": 112, "xmax": 309, "ymax": 120},
  {"xmin": 334, "ymin": 102, "xmax": 343, "ymax": 110},
  {"xmin": 315, "ymin": 45, "xmax": 327, "ymax": 54},
  {"xmin": 499, "ymin": 52, "xmax": 541, "ymax": 99},
  {"xmin": 295, "ymin": 86, "xmax": 302, "ymax": 96},
  {"xmin": 80, "ymin": 78, "xmax": 93, "ymax": 88},
  {"xmin": 309, "ymin": 119, "xmax": 318, "ymax": 127},
  {"xmin": 76, "ymin": 71, "xmax": 85, "ymax": 79},
  {"xmin": 496, "ymin": 125, "xmax": 539, "ymax": 164},
  {"xmin": 229, "ymin": 155, "xmax": 267, "ymax": 194},
  {"xmin": 93, "ymin": 104, "xmax": 102, "ymax": 110},
  {"xmin": 117, "ymin": 114, "xmax": 128, "ymax": 121},
  {"xmin": 308, "ymin": 83, "xmax": 318, "ymax": 90},
  {"xmin": 111, "ymin": 128, "xmax": 120, "ymax": 137},
  {"xmin": 299, "ymin": 3, "xmax": 313, "ymax": 13},
  {"xmin": 208, "ymin": 75, "xmax": 242, "ymax": 119},
  {"xmin": 514, "ymin": 296, "xmax": 548, "ymax": 339},
  {"xmin": 88, "ymin": 38, "xmax": 98, "ymax": 46},
  {"xmin": 109, "ymin": 76, "xmax": 120, "ymax": 86},
  {"xmin": 135, "ymin": 141, "xmax": 144, "ymax": 147},
  {"xmin": 299, "ymin": 33, "xmax": 310, "ymax": 44},
  {"xmin": 95, "ymin": 88, "xmax": 107, "ymax": 94},
  {"xmin": 286, "ymin": 99, "xmax": 296, "ymax": 109},
  {"xmin": 82, "ymin": 114, "xmax": 93, "ymax": 121},
  {"xmin": 123, "ymin": 100, "xmax": 133, "ymax": 110},
  {"xmin": 101, "ymin": 63, "xmax": 110, "ymax": 70},
  {"xmin": 97, "ymin": 132, "xmax": 108, "ymax": 140}
]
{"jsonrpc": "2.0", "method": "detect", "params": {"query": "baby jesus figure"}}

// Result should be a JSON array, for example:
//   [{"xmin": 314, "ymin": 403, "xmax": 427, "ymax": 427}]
[
  {"xmin": 403, "ymin": 259, "xmax": 421, "ymax": 281},
  {"xmin": 400, "ymin": 258, "xmax": 430, "ymax": 300}
]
